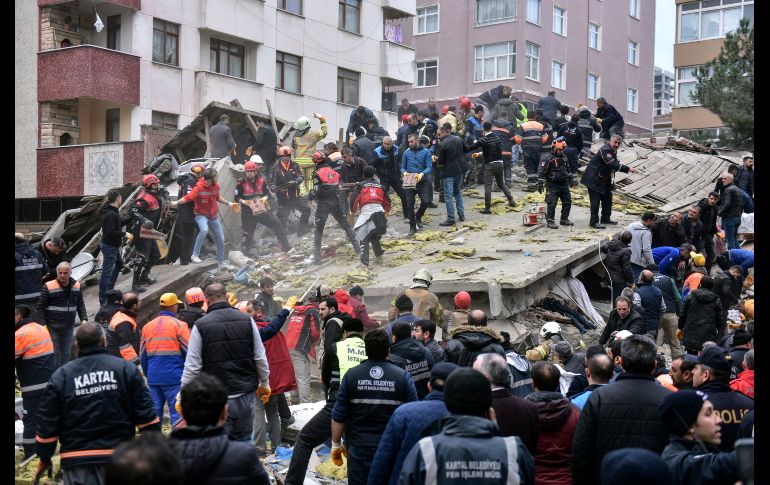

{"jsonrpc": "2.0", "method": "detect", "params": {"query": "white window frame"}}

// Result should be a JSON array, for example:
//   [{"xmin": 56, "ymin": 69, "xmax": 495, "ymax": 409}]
[
  {"xmin": 678, "ymin": 1, "xmax": 754, "ymax": 44},
  {"xmin": 415, "ymin": 5, "xmax": 439, "ymax": 35},
  {"xmin": 551, "ymin": 60, "xmax": 565, "ymax": 90},
  {"xmin": 525, "ymin": 42, "xmax": 540, "ymax": 81},
  {"xmin": 628, "ymin": 40, "xmax": 639, "ymax": 66},
  {"xmin": 588, "ymin": 73, "xmax": 600, "ymax": 100},
  {"xmin": 526, "ymin": 0, "xmax": 541, "ymax": 26},
  {"xmin": 589, "ymin": 22, "xmax": 601, "ymax": 50},
  {"xmin": 675, "ymin": 65, "xmax": 702, "ymax": 107},
  {"xmin": 552, "ymin": 5, "xmax": 566, "ymax": 36},
  {"xmin": 475, "ymin": 0, "xmax": 517, "ymax": 27},
  {"xmin": 415, "ymin": 59, "xmax": 439, "ymax": 87},
  {"xmin": 627, "ymin": 88, "xmax": 638, "ymax": 113},
  {"xmin": 473, "ymin": 41, "xmax": 516, "ymax": 82},
  {"xmin": 629, "ymin": 0, "xmax": 640, "ymax": 19}
]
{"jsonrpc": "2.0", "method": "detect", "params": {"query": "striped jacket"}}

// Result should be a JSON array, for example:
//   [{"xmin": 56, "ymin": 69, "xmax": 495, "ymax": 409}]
[
  {"xmin": 37, "ymin": 278, "xmax": 87, "ymax": 328},
  {"xmin": 107, "ymin": 309, "xmax": 140, "ymax": 367},
  {"xmin": 15, "ymin": 242, "xmax": 48, "ymax": 303},
  {"xmin": 15, "ymin": 318, "xmax": 56, "ymax": 397},
  {"xmin": 140, "ymin": 311, "xmax": 190, "ymax": 386}
]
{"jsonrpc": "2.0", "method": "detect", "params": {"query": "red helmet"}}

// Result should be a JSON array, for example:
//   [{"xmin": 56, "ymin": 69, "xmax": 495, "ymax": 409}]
[
  {"xmin": 277, "ymin": 146, "xmax": 293, "ymax": 157},
  {"xmin": 190, "ymin": 163, "xmax": 205, "ymax": 173},
  {"xmin": 441, "ymin": 105, "xmax": 449, "ymax": 115},
  {"xmin": 460, "ymin": 97, "xmax": 472, "ymax": 109},
  {"xmin": 142, "ymin": 174, "xmax": 159, "ymax": 187},
  {"xmin": 244, "ymin": 161, "xmax": 257, "ymax": 171},
  {"xmin": 454, "ymin": 291, "xmax": 471, "ymax": 309},
  {"xmin": 311, "ymin": 151, "xmax": 325, "ymax": 164},
  {"xmin": 401, "ymin": 114, "xmax": 409, "ymax": 123},
  {"xmin": 552, "ymin": 139, "xmax": 567, "ymax": 152},
  {"xmin": 185, "ymin": 287, "xmax": 204, "ymax": 304}
]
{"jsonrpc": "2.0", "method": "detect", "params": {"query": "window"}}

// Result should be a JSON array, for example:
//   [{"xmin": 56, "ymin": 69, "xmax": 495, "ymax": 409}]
[
  {"xmin": 676, "ymin": 66, "xmax": 700, "ymax": 106},
  {"xmin": 152, "ymin": 19, "xmax": 179, "ymax": 66},
  {"xmin": 416, "ymin": 5, "xmax": 439, "ymax": 33},
  {"xmin": 339, "ymin": 0, "xmax": 360, "ymax": 34},
  {"xmin": 416, "ymin": 60, "xmax": 438, "ymax": 87},
  {"xmin": 151, "ymin": 111, "xmax": 178, "ymax": 129},
  {"xmin": 474, "ymin": 42, "xmax": 515, "ymax": 82},
  {"xmin": 628, "ymin": 40, "xmax": 639, "ymax": 66},
  {"xmin": 588, "ymin": 73, "xmax": 600, "ymax": 99},
  {"xmin": 278, "ymin": 0, "xmax": 302, "ymax": 15},
  {"xmin": 678, "ymin": 1, "xmax": 754, "ymax": 42},
  {"xmin": 526, "ymin": 0, "xmax": 541, "ymax": 25},
  {"xmin": 629, "ymin": 0, "xmax": 640, "ymax": 18},
  {"xmin": 476, "ymin": 0, "xmax": 516, "ymax": 26},
  {"xmin": 210, "ymin": 38, "xmax": 245, "ymax": 78},
  {"xmin": 107, "ymin": 15, "xmax": 121, "ymax": 51},
  {"xmin": 552, "ymin": 6, "xmax": 566, "ymax": 35},
  {"xmin": 627, "ymin": 88, "xmax": 638, "ymax": 112},
  {"xmin": 589, "ymin": 22, "xmax": 601, "ymax": 50},
  {"xmin": 276, "ymin": 52, "xmax": 301, "ymax": 93},
  {"xmin": 551, "ymin": 61, "xmax": 565, "ymax": 90},
  {"xmin": 106, "ymin": 108, "xmax": 120, "ymax": 142},
  {"xmin": 525, "ymin": 42, "xmax": 540, "ymax": 81},
  {"xmin": 337, "ymin": 68, "xmax": 359, "ymax": 105}
]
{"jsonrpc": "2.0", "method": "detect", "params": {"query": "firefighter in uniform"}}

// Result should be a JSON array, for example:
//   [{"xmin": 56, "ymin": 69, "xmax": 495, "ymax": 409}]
[
  {"xmin": 130, "ymin": 174, "xmax": 169, "ymax": 291},
  {"xmin": 234, "ymin": 155, "xmax": 291, "ymax": 253},
  {"xmin": 310, "ymin": 152, "xmax": 361, "ymax": 264},
  {"xmin": 514, "ymin": 116, "xmax": 549, "ymax": 192},
  {"xmin": 15, "ymin": 304, "xmax": 56, "ymax": 459},
  {"xmin": 581, "ymin": 135, "xmax": 638, "ymax": 228},
  {"xmin": 271, "ymin": 146, "xmax": 311, "ymax": 235},
  {"xmin": 526, "ymin": 321, "xmax": 566, "ymax": 363},
  {"xmin": 538, "ymin": 138, "xmax": 578, "ymax": 229},
  {"xmin": 107, "ymin": 291, "xmax": 142, "ymax": 371},
  {"xmin": 350, "ymin": 166, "xmax": 391, "ymax": 267}
]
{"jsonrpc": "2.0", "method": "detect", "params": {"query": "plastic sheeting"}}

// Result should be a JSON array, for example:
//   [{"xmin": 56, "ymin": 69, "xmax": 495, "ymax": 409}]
[
  {"xmin": 551, "ymin": 276, "xmax": 606, "ymax": 329},
  {"xmin": 738, "ymin": 213, "xmax": 754, "ymax": 234}
]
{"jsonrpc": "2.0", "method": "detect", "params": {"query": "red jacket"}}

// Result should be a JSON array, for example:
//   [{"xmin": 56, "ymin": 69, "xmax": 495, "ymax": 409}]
[
  {"xmin": 334, "ymin": 289, "xmax": 355, "ymax": 316},
  {"xmin": 183, "ymin": 178, "xmax": 221, "ymax": 218},
  {"xmin": 349, "ymin": 296, "xmax": 378, "ymax": 330},
  {"xmin": 351, "ymin": 180, "xmax": 392, "ymax": 213},
  {"xmin": 527, "ymin": 392, "xmax": 581, "ymax": 485},
  {"xmin": 730, "ymin": 369, "xmax": 754, "ymax": 399},
  {"xmin": 285, "ymin": 305, "xmax": 321, "ymax": 360},
  {"xmin": 255, "ymin": 320, "xmax": 297, "ymax": 394}
]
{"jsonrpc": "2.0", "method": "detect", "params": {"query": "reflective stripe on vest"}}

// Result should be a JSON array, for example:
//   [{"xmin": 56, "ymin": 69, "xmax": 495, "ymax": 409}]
[
  {"xmin": 419, "ymin": 437, "xmax": 439, "ymax": 485},
  {"xmin": 237, "ymin": 177, "xmax": 265, "ymax": 198},
  {"xmin": 335, "ymin": 337, "xmax": 366, "ymax": 379},
  {"xmin": 142, "ymin": 316, "xmax": 189, "ymax": 357},
  {"xmin": 136, "ymin": 190, "xmax": 160, "ymax": 210},
  {"xmin": 44, "ymin": 280, "xmax": 81, "ymax": 313},
  {"xmin": 109, "ymin": 311, "xmax": 139, "ymax": 363},
  {"xmin": 15, "ymin": 323, "xmax": 55, "ymax": 360}
]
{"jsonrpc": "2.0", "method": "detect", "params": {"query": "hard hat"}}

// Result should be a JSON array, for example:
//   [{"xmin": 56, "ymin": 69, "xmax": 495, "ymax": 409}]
[
  {"xmin": 191, "ymin": 162, "xmax": 205, "ymax": 173},
  {"xmin": 552, "ymin": 139, "xmax": 567, "ymax": 152},
  {"xmin": 540, "ymin": 321, "xmax": 562, "ymax": 339},
  {"xmin": 413, "ymin": 268, "xmax": 433, "ymax": 284},
  {"xmin": 311, "ymin": 151, "xmax": 325, "ymax": 164},
  {"xmin": 295, "ymin": 116, "xmax": 311, "ymax": 130},
  {"xmin": 185, "ymin": 287, "xmax": 205, "ymax": 304},
  {"xmin": 277, "ymin": 145, "xmax": 293, "ymax": 157},
  {"xmin": 235, "ymin": 301, "xmax": 249, "ymax": 313},
  {"xmin": 460, "ymin": 97, "xmax": 472, "ymax": 109},
  {"xmin": 142, "ymin": 174, "xmax": 159, "ymax": 187},
  {"xmin": 244, "ymin": 161, "xmax": 257, "ymax": 171},
  {"xmin": 615, "ymin": 330, "xmax": 634, "ymax": 340},
  {"xmin": 249, "ymin": 155, "xmax": 264, "ymax": 165},
  {"xmin": 441, "ymin": 105, "xmax": 449, "ymax": 115},
  {"xmin": 402, "ymin": 114, "xmax": 409, "ymax": 123},
  {"xmin": 454, "ymin": 291, "xmax": 471, "ymax": 309},
  {"xmin": 160, "ymin": 293, "xmax": 182, "ymax": 306},
  {"xmin": 690, "ymin": 252, "xmax": 705, "ymax": 267}
]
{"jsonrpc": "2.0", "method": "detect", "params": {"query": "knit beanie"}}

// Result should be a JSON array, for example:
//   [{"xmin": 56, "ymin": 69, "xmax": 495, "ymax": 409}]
[
  {"xmin": 601, "ymin": 448, "xmax": 673, "ymax": 485},
  {"xmin": 659, "ymin": 390, "xmax": 709, "ymax": 436},
  {"xmin": 443, "ymin": 368, "xmax": 492, "ymax": 416},
  {"xmin": 732, "ymin": 329, "xmax": 752, "ymax": 346}
]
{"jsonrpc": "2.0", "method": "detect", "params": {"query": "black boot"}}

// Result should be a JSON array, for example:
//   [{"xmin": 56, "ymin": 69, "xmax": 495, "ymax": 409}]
[
  {"xmin": 131, "ymin": 269, "xmax": 147, "ymax": 293},
  {"xmin": 547, "ymin": 219, "xmax": 559, "ymax": 229},
  {"xmin": 139, "ymin": 266, "xmax": 157, "ymax": 285}
]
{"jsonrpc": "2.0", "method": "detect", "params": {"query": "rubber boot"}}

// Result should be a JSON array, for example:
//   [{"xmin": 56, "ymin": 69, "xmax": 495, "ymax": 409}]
[{"xmin": 131, "ymin": 267, "xmax": 147, "ymax": 293}]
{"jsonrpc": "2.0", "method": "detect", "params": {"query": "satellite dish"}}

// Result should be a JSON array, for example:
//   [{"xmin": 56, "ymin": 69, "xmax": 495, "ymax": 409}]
[{"xmin": 70, "ymin": 252, "xmax": 95, "ymax": 282}]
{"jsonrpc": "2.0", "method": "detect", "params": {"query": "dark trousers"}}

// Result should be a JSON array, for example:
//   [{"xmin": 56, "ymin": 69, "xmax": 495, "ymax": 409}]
[
  {"xmin": 21, "ymin": 391, "xmax": 42, "ymax": 457},
  {"xmin": 361, "ymin": 233, "xmax": 384, "ymax": 265},
  {"xmin": 432, "ymin": 166, "xmax": 443, "ymax": 196},
  {"xmin": 285, "ymin": 401, "xmax": 334, "ymax": 485},
  {"xmin": 49, "ymin": 325, "xmax": 74, "ymax": 368},
  {"xmin": 314, "ymin": 197, "xmax": 358, "ymax": 256},
  {"xmin": 523, "ymin": 149, "xmax": 540, "ymax": 187},
  {"xmin": 179, "ymin": 221, "xmax": 197, "ymax": 264},
  {"xmin": 475, "ymin": 157, "xmax": 485, "ymax": 185},
  {"xmin": 381, "ymin": 179, "xmax": 409, "ymax": 218},
  {"xmin": 277, "ymin": 195, "xmax": 311, "ymax": 229},
  {"xmin": 98, "ymin": 242, "xmax": 122, "ymax": 305},
  {"xmin": 63, "ymin": 464, "xmax": 106, "ymax": 485},
  {"xmin": 588, "ymin": 188, "xmax": 613, "ymax": 225},
  {"xmin": 546, "ymin": 182, "xmax": 572, "ymax": 222},
  {"xmin": 133, "ymin": 236, "xmax": 160, "ymax": 288},
  {"xmin": 241, "ymin": 210, "xmax": 290, "ymax": 251},
  {"xmin": 226, "ymin": 392, "xmax": 257, "ymax": 442},
  {"xmin": 703, "ymin": 235, "xmax": 716, "ymax": 272},
  {"xmin": 347, "ymin": 443, "xmax": 379, "ymax": 485},
  {"xmin": 484, "ymin": 161, "xmax": 514, "ymax": 209},
  {"xmin": 405, "ymin": 180, "xmax": 430, "ymax": 229},
  {"xmin": 503, "ymin": 156, "xmax": 513, "ymax": 186},
  {"xmin": 277, "ymin": 393, "xmax": 292, "ymax": 422}
]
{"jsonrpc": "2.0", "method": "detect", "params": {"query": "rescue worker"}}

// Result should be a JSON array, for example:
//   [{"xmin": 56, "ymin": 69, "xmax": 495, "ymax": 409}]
[
  {"xmin": 331, "ymin": 328, "xmax": 418, "ymax": 485},
  {"xmin": 130, "ymin": 174, "xmax": 170, "ymax": 291},
  {"xmin": 177, "ymin": 287, "xmax": 206, "ymax": 330},
  {"xmin": 438, "ymin": 105, "xmax": 458, "ymax": 133},
  {"xmin": 537, "ymin": 137, "xmax": 577, "ymax": 229},
  {"xmin": 388, "ymin": 268, "xmax": 444, "ymax": 329},
  {"xmin": 346, "ymin": 106, "xmax": 375, "ymax": 144},
  {"xmin": 234, "ymin": 155, "xmax": 291, "ymax": 253},
  {"xmin": 526, "ymin": 321, "xmax": 566, "ymax": 363},
  {"xmin": 514, "ymin": 113, "xmax": 549, "ymax": 191},
  {"xmin": 285, "ymin": 299, "xmax": 321, "ymax": 404},
  {"xmin": 15, "ymin": 304, "xmax": 56, "ymax": 459},
  {"xmin": 443, "ymin": 291, "xmax": 471, "ymax": 338},
  {"xmin": 581, "ymin": 134, "xmax": 638, "ymax": 228},
  {"xmin": 248, "ymin": 119, "xmax": 278, "ymax": 181},
  {"xmin": 557, "ymin": 113, "xmax": 585, "ymax": 177},
  {"xmin": 107, "ymin": 291, "xmax": 141, "ymax": 370},
  {"xmin": 576, "ymin": 106, "xmax": 602, "ymax": 158},
  {"xmin": 175, "ymin": 162, "xmax": 205, "ymax": 265},
  {"xmin": 15, "ymin": 233, "xmax": 48, "ymax": 316},
  {"xmin": 291, "ymin": 113, "xmax": 328, "ymax": 160},
  {"xmin": 468, "ymin": 121, "xmax": 517, "ymax": 214},
  {"xmin": 490, "ymin": 116, "xmax": 517, "ymax": 188},
  {"xmin": 95, "ymin": 289, "xmax": 123, "ymax": 329},
  {"xmin": 388, "ymin": 322, "xmax": 434, "ymax": 399},
  {"xmin": 373, "ymin": 136, "xmax": 408, "ymax": 219},
  {"xmin": 271, "ymin": 145, "xmax": 311, "ymax": 235},
  {"xmin": 310, "ymin": 150, "xmax": 361, "ymax": 264},
  {"xmin": 34, "ymin": 322, "xmax": 160, "ymax": 485},
  {"xmin": 401, "ymin": 133, "xmax": 433, "ymax": 235},
  {"xmin": 140, "ymin": 293, "xmax": 190, "ymax": 431},
  {"xmin": 595, "ymin": 97, "xmax": 625, "ymax": 139},
  {"xmin": 38, "ymin": 262, "xmax": 88, "ymax": 368},
  {"xmin": 32, "ymin": 237, "xmax": 67, "ymax": 284},
  {"xmin": 351, "ymin": 165, "xmax": 391, "ymax": 267}
]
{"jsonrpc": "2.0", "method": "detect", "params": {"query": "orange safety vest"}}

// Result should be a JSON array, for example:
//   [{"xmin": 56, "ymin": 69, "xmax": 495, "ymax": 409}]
[
  {"xmin": 140, "ymin": 315, "xmax": 190, "ymax": 357},
  {"xmin": 108, "ymin": 311, "xmax": 139, "ymax": 365},
  {"xmin": 15, "ymin": 322, "xmax": 55, "ymax": 360}
]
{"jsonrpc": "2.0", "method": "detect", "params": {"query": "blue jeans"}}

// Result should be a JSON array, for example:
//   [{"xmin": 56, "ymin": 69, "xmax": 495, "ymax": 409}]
[
  {"xmin": 442, "ymin": 174, "xmax": 464, "ymax": 222},
  {"xmin": 98, "ymin": 242, "xmax": 122, "ymax": 305},
  {"xmin": 193, "ymin": 214, "xmax": 226, "ymax": 264},
  {"xmin": 721, "ymin": 216, "xmax": 741, "ymax": 250},
  {"xmin": 48, "ymin": 326, "xmax": 74, "ymax": 368},
  {"xmin": 149, "ymin": 383, "xmax": 183, "ymax": 429},
  {"xmin": 226, "ymin": 392, "xmax": 257, "ymax": 441},
  {"xmin": 631, "ymin": 263, "xmax": 644, "ymax": 282}
]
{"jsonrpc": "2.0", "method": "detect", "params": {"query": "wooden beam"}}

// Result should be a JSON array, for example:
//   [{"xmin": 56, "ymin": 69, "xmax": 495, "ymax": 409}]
[
  {"xmin": 175, "ymin": 149, "xmax": 186, "ymax": 164},
  {"xmin": 203, "ymin": 118, "xmax": 212, "ymax": 158},
  {"xmin": 195, "ymin": 132, "xmax": 207, "ymax": 143},
  {"xmin": 230, "ymin": 99, "xmax": 260, "ymax": 139},
  {"xmin": 265, "ymin": 99, "xmax": 279, "ymax": 136}
]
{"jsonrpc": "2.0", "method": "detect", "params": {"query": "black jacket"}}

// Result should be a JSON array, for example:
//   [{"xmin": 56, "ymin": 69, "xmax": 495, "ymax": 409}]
[
  {"xmin": 571, "ymin": 373, "xmax": 672, "ymax": 485},
  {"xmin": 602, "ymin": 239, "xmax": 633, "ymax": 287},
  {"xmin": 595, "ymin": 103, "xmax": 624, "ymax": 133},
  {"xmin": 695, "ymin": 380, "xmax": 754, "ymax": 452},
  {"xmin": 636, "ymin": 281, "xmax": 663, "ymax": 332},
  {"xmin": 652, "ymin": 271, "xmax": 682, "ymax": 315},
  {"xmin": 536, "ymin": 95, "xmax": 562, "ymax": 124},
  {"xmin": 558, "ymin": 120, "xmax": 583, "ymax": 150},
  {"xmin": 490, "ymin": 120, "xmax": 516, "ymax": 156},
  {"xmin": 271, "ymin": 160, "xmax": 304, "ymax": 200},
  {"xmin": 373, "ymin": 145, "xmax": 401, "ymax": 183},
  {"xmin": 552, "ymin": 115, "xmax": 569, "ymax": 135},
  {"xmin": 576, "ymin": 109, "xmax": 601, "ymax": 151},
  {"xmin": 15, "ymin": 242, "xmax": 48, "ymax": 303},
  {"xmin": 176, "ymin": 172, "xmax": 199, "ymax": 223},
  {"xmin": 172, "ymin": 425, "xmax": 270, "ymax": 485},
  {"xmin": 734, "ymin": 166, "xmax": 753, "ymax": 197},
  {"xmin": 444, "ymin": 325, "xmax": 505, "ymax": 367},
  {"xmin": 35, "ymin": 346, "xmax": 160, "ymax": 467},
  {"xmin": 678, "ymin": 289, "xmax": 723, "ymax": 351},
  {"xmin": 538, "ymin": 152, "xmax": 575, "ymax": 185},
  {"xmin": 581, "ymin": 144, "xmax": 630, "ymax": 195},
  {"xmin": 662, "ymin": 435, "xmax": 737, "ymax": 485},
  {"xmin": 256, "ymin": 291, "xmax": 279, "ymax": 320},
  {"xmin": 682, "ymin": 214, "xmax": 705, "ymax": 252},
  {"xmin": 388, "ymin": 338, "xmax": 434, "ymax": 399},
  {"xmin": 94, "ymin": 299, "xmax": 122, "ymax": 327},
  {"xmin": 100, "ymin": 205, "xmax": 125, "ymax": 247},
  {"xmin": 718, "ymin": 184, "xmax": 743, "ymax": 219},
  {"xmin": 467, "ymin": 131, "xmax": 503, "ymax": 163},
  {"xmin": 652, "ymin": 219, "xmax": 688, "ymax": 248},
  {"xmin": 436, "ymin": 133, "xmax": 466, "ymax": 178},
  {"xmin": 364, "ymin": 125, "xmax": 390, "ymax": 147},
  {"xmin": 599, "ymin": 309, "xmax": 645, "ymax": 345},
  {"xmin": 32, "ymin": 240, "xmax": 67, "ymax": 282},
  {"xmin": 352, "ymin": 135, "xmax": 376, "ymax": 165},
  {"xmin": 479, "ymin": 85, "xmax": 508, "ymax": 108},
  {"xmin": 177, "ymin": 305, "xmax": 206, "ymax": 330},
  {"xmin": 252, "ymin": 125, "xmax": 278, "ymax": 165},
  {"xmin": 713, "ymin": 272, "xmax": 741, "ymax": 316},
  {"xmin": 698, "ymin": 198, "xmax": 719, "ymax": 235}
]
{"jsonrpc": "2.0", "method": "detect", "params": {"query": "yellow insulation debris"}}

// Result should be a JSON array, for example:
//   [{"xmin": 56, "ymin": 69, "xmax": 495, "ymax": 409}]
[{"xmin": 315, "ymin": 457, "xmax": 348, "ymax": 479}]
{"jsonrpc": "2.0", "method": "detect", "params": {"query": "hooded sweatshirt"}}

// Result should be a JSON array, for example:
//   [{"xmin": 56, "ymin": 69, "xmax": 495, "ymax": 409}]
[
  {"xmin": 444, "ymin": 325, "xmax": 505, "ymax": 367},
  {"xmin": 678, "ymin": 289, "xmax": 723, "ymax": 350},
  {"xmin": 525, "ymin": 390, "xmax": 581, "ymax": 485},
  {"xmin": 627, "ymin": 221, "xmax": 654, "ymax": 267},
  {"xmin": 334, "ymin": 288, "xmax": 355, "ymax": 316}
]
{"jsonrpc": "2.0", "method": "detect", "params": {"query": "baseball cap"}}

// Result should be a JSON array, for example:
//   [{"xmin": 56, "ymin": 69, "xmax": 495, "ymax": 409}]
[
  {"xmin": 690, "ymin": 252, "xmax": 705, "ymax": 267},
  {"xmin": 696, "ymin": 346, "xmax": 734, "ymax": 373},
  {"xmin": 160, "ymin": 293, "xmax": 182, "ymax": 306}
]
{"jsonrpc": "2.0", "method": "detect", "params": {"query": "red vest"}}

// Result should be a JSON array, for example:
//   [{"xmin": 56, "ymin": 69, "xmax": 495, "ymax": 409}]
[
  {"xmin": 316, "ymin": 166, "xmax": 341, "ymax": 185},
  {"xmin": 136, "ymin": 190, "xmax": 160, "ymax": 210},
  {"xmin": 237, "ymin": 176, "xmax": 265, "ymax": 199}
]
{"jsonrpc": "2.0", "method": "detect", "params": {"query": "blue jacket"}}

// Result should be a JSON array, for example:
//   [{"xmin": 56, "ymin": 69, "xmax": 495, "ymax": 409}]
[
  {"xmin": 661, "ymin": 436, "xmax": 736, "ymax": 485},
  {"xmin": 374, "ymin": 145, "xmax": 401, "ymax": 183},
  {"xmin": 368, "ymin": 391, "xmax": 449, "ymax": 485},
  {"xmin": 635, "ymin": 282, "xmax": 663, "ymax": 332},
  {"xmin": 386, "ymin": 313, "xmax": 422, "ymax": 340},
  {"xmin": 570, "ymin": 384, "xmax": 605, "ymax": 410},
  {"xmin": 729, "ymin": 249, "xmax": 754, "ymax": 273},
  {"xmin": 15, "ymin": 242, "xmax": 48, "ymax": 303},
  {"xmin": 652, "ymin": 246, "xmax": 681, "ymax": 276},
  {"xmin": 401, "ymin": 147, "xmax": 432, "ymax": 176},
  {"xmin": 140, "ymin": 310, "xmax": 188, "ymax": 386}
]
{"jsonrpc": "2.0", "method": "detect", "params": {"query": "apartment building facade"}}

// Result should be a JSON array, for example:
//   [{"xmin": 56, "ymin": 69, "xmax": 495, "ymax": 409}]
[
  {"xmin": 394, "ymin": 0, "xmax": 655, "ymax": 133},
  {"xmin": 654, "ymin": 66, "xmax": 674, "ymax": 116},
  {"xmin": 672, "ymin": 0, "xmax": 753, "ymax": 138},
  {"xmin": 16, "ymin": 0, "xmax": 415, "ymax": 227}
]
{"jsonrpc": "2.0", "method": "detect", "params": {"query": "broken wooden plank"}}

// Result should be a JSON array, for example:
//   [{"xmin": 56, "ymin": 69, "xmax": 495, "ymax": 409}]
[
  {"xmin": 496, "ymin": 248, "xmax": 524, "ymax": 253},
  {"xmin": 524, "ymin": 223, "xmax": 544, "ymax": 234},
  {"xmin": 203, "ymin": 118, "xmax": 212, "ymax": 158},
  {"xmin": 195, "ymin": 132, "xmax": 207, "ymax": 143},
  {"xmin": 459, "ymin": 266, "xmax": 485, "ymax": 277},
  {"xmin": 265, "ymin": 99, "xmax": 279, "ymax": 136},
  {"xmin": 230, "ymin": 99, "xmax": 260, "ymax": 138}
]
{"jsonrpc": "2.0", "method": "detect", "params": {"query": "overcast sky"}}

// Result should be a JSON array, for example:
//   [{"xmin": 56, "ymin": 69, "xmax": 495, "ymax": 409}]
[{"xmin": 655, "ymin": 0, "xmax": 676, "ymax": 73}]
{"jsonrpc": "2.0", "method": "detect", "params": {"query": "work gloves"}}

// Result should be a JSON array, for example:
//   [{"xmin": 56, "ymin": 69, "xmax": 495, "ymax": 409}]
[
  {"xmin": 256, "ymin": 386, "xmax": 272, "ymax": 404},
  {"xmin": 537, "ymin": 180, "xmax": 545, "ymax": 194},
  {"xmin": 283, "ymin": 296, "xmax": 299, "ymax": 311},
  {"xmin": 331, "ymin": 442, "xmax": 348, "ymax": 466}
]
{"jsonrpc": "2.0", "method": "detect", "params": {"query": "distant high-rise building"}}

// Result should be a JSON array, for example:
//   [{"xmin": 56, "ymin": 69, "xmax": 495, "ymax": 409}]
[{"xmin": 653, "ymin": 67, "xmax": 674, "ymax": 116}]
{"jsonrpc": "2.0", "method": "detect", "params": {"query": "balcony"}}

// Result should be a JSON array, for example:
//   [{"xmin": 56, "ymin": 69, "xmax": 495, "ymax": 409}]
[
  {"xmin": 382, "ymin": 0, "xmax": 416, "ymax": 19},
  {"xmin": 380, "ymin": 41, "xmax": 414, "ymax": 85},
  {"xmin": 38, "ymin": 45, "xmax": 140, "ymax": 105},
  {"xmin": 39, "ymin": 0, "xmax": 140, "ymax": 9},
  {"xmin": 201, "ymin": 0, "xmax": 262, "ymax": 44},
  {"xmin": 194, "ymin": 71, "xmax": 264, "ymax": 114}
]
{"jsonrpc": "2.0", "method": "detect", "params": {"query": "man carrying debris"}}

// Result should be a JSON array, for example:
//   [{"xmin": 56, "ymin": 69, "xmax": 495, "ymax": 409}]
[
  {"xmin": 210, "ymin": 113, "xmax": 236, "ymax": 159},
  {"xmin": 130, "ymin": 174, "xmax": 170, "ymax": 290},
  {"xmin": 234, "ymin": 156, "xmax": 291, "ymax": 253},
  {"xmin": 388, "ymin": 268, "xmax": 444, "ymax": 329},
  {"xmin": 401, "ymin": 133, "xmax": 432, "ymax": 235},
  {"xmin": 271, "ymin": 146, "xmax": 311, "ymax": 235},
  {"xmin": 537, "ymin": 137, "xmax": 577, "ymax": 229},
  {"xmin": 351, "ymin": 166, "xmax": 391, "ymax": 267},
  {"xmin": 581, "ymin": 134, "xmax": 638, "ymax": 229},
  {"xmin": 467, "ymin": 121, "xmax": 517, "ymax": 214}
]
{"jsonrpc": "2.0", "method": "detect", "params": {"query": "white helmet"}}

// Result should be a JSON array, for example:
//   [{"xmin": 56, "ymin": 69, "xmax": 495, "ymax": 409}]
[
  {"xmin": 614, "ymin": 330, "xmax": 634, "ymax": 340},
  {"xmin": 295, "ymin": 116, "xmax": 311, "ymax": 130},
  {"xmin": 249, "ymin": 155, "xmax": 264, "ymax": 164},
  {"xmin": 539, "ymin": 321, "xmax": 562, "ymax": 339}
]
